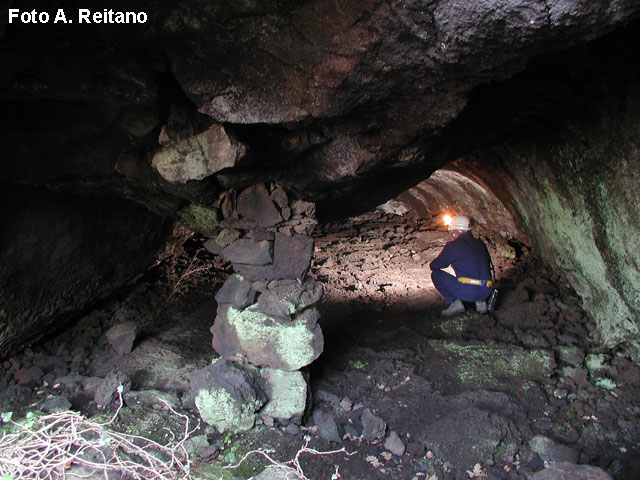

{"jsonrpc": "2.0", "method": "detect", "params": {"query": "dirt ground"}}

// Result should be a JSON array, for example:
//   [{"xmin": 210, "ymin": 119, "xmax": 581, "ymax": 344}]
[{"xmin": 1, "ymin": 209, "xmax": 640, "ymax": 479}]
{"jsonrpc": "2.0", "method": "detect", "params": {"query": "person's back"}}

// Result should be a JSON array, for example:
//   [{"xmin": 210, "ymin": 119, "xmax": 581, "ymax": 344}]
[
  {"xmin": 448, "ymin": 232, "xmax": 492, "ymax": 281},
  {"xmin": 430, "ymin": 215, "xmax": 493, "ymax": 316}
]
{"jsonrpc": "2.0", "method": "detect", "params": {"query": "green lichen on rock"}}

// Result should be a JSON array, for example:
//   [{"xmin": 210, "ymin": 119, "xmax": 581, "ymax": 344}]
[
  {"xmin": 177, "ymin": 202, "xmax": 220, "ymax": 236},
  {"xmin": 225, "ymin": 306, "xmax": 322, "ymax": 371},
  {"xmin": 192, "ymin": 461, "xmax": 244, "ymax": 480},
  {"xmin": 428, "ymin": 340, "xmax": 555, "ymax": 391},
  {"xmin": 495, "ymin": 114, "xmax": 640, "ymax": 363},
  {"xmin": 594, "ymin": 377, "xmax": 617, "ymax": 390},
  {"xmin": 259, "ymin": 368, "xmax": 307, "ymax": 420},
  {"xmin": 151, "ymin": 123, "xmax": 246, "ymax": 183},
  {"xmin": 438, "ymin": 315, "xmax": 472, "ymax": 337},
  {"xmin": 348, "ymin": 359, "xmax": 367, "ymax": 369},
  {"xmin": 195, "ymin": 387, "xmax": 259, "ymax": 433}
]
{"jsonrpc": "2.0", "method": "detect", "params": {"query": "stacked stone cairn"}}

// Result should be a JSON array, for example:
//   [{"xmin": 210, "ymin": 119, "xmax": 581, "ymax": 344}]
[{"xmin": 189, "ymin": 183, "xmax": 324, "ymax": 432}]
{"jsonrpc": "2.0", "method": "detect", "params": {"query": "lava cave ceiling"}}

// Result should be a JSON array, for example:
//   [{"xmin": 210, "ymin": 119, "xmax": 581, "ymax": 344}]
[{"xmin": 1, "ymin": 0, "xmax": 640, "ymax": 368}]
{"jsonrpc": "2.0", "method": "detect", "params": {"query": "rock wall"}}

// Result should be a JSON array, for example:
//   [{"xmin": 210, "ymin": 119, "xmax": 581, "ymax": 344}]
[
  {"xmin": 464, "ymin": 46, "xmax": 640, "ymax": 362},
  {"xmin": 0, "ymin": 185, "xmax": 173, "ymax": 359},
  {"xmin": 190, "ymin": 183, "xmax": 323, "ymax": 432}
]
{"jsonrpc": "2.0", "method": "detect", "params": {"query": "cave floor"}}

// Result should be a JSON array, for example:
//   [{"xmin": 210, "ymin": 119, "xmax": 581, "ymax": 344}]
[{"xmin": 1, "ymin": 210, "xmax": 640, "ymax": 479}]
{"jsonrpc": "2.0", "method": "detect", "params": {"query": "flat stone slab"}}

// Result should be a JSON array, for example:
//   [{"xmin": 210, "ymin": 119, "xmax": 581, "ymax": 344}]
[
  {"xmin": 237, "ymin": 184, "xmax": 282, "ymax": 227},
  {"xmin": 234, "ymin": 233, "xmax": 314, "ymax": 281},
  {"xmin": 221, "ymin": 238, "xmax": 273, "ymax": 265}
]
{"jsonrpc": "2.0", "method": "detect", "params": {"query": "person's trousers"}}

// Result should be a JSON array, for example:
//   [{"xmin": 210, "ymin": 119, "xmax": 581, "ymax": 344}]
[{"xmin": 431, "ymin": 269, "xmax": 491, "ymax": 304}]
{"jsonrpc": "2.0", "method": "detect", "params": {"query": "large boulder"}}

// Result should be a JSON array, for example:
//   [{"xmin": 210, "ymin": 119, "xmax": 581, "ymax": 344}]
[
  {"xmin": 259, "ymin": 368, "xmax": 308, "ymax": 422},
  {"xmin": 189, "ymin": 358, "xmax": 266, "ymax": 432},
  {"xmin": 151, "ymin": 123, "xmax": 247, "ymax": 183},
  {"xmin": 211, "ymin": 305, "xmax": 323, "ymax": 371}
]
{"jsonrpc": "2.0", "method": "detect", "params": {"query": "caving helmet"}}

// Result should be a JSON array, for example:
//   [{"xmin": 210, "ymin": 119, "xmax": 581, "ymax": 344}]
[{"xmin": 449, "ymin": 215, "xmax": 471, "ymax": 232}]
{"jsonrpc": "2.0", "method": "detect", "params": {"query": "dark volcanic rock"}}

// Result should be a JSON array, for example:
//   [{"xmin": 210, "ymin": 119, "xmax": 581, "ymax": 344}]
[
  {"xmin": 94, "ymin": 371, "xmax": 132, "ymax": 407},
  {"xmin": 234, "ymin": 233, "xmax": 314, "ymax": 281},
  {"xmin": 105, "ymin": 321, "xmax": 138, "ymax": 356},
  {"xmin": 0, "ymin": 186, "xmax": 172, "ymax": 360},
  {"xmin": 189, "ymin": 358, "xmax": 266, "ymax": 432},
  {"xmin": 530, "ymin": 462, "xmax": 612, "ymax": 480},
  {"xmin": 215, "ymin": 274, "xmax": 258, "ymax": 309},
  {"xmin": 361, "ymin": 408, "xmax": 386, "ymax": 442},
  {"xmin": 1, "ymin": 0, "xmax": 640, "ymax": 367},
  {"xmin": 211, "ymin": 304, "xmax": 323, "ymax": 371},
  {"xmin": 256, "ymin": 278, "xmax": 324, "ymax": 318},
  {"xmin": 237, "ymin": 185, "xmax": 283, "ymax": 227},
  {"xmin": 221, "ymin": 238, "xmax": 274, "ymax": 266}
]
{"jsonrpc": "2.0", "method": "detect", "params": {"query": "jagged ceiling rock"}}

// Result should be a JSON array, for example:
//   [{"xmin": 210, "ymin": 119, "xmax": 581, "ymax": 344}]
[
  {"xmin": 2, "ymin": 0, "xmax": 639, "ymax": 209},
  {"xmin": 151, "ymin": 123, "xmax": 247, "ymax": 183}
]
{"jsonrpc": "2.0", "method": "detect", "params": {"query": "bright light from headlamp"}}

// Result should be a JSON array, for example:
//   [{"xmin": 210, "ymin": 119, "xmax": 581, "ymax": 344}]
[{"xmin": 443, "ymin": 214, "xmax": 453, "ymax": 226}]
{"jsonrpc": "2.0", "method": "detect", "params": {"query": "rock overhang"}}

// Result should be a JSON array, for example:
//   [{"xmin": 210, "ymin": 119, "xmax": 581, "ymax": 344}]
[{"xmin": 2, "ymin": 1, "xmax": 639, "ymax": 205}]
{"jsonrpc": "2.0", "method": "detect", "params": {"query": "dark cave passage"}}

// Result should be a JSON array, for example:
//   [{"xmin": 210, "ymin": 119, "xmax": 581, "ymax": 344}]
[{"xmin": 307, "ymin": 205, "xmax": 640, "ymax": 480}]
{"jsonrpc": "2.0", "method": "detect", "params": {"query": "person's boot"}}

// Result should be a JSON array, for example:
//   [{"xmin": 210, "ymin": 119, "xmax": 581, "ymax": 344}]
[
  {"xmin": 476, "ymin": 301, "xmax": 487, "ymax": 314},
  {"xmin": 440, "ymin": 299, "xmax": 465, "ymax": 316}
]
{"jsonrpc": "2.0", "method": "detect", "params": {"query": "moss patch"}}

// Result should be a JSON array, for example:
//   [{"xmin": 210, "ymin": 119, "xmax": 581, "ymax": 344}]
[
  {"xmin": 437, "ymin": 314, "xmax": 472, "ymax": 337},
  {"xmin": 428, "ymin": 340, "xmax": 556, "ymax": 391},
  {"xmin": 177, "ymin": 202, "xmax": 221, "ymax": 236}
]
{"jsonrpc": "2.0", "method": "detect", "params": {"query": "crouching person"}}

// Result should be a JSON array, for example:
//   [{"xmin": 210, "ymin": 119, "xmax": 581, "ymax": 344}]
[{"xmin": 430, "ymin": 215, "xmax": 493, "ymax": 316}]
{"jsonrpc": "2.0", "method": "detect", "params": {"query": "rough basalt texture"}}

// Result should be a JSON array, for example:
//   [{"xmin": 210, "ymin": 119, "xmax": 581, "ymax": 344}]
[
  {"xmin": 151, "ymin": 123, "xmax": 247, "ymax": 183},
  {"xmin": 189, "ymin": 358, "xmax": 266, "ymax": 432},
  {"xmin": 207, "ymin": 183, "xmax": 322, "ymax": 430},
  {"xmin": 259, "ymin": 367, "xmax": 308, "ymax": 422}
]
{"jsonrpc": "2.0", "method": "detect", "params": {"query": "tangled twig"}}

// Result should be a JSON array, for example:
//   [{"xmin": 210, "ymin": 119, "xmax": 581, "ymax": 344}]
[
  {"xmin": 167, "ymin": 249, "xmax": 207, "ymax": 300},
  {"xmin": 164, "ymin": 248, "xmax": 229, "ymax": 300},
  {"xmin": 225, "ymin": 436, "xmax": 356, "ymax": 480},
  {"xmin": 0, "ymin": 392, "xmax": 198, "ymax": 480}
]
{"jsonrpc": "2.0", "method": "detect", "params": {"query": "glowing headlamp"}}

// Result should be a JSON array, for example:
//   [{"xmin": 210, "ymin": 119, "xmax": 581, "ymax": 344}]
[{"xmin": 443, "ymin": 214, "xmax": 453, "ymax": 227}]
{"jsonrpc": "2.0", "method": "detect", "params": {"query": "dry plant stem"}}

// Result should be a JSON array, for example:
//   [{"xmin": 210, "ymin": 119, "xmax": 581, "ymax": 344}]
[
  {"xmin": 0, "ymin": 393, "xmax": 197, "ymax": 480},
  {"xmin": 226, "ymin": 437, "xmax": 356, "ymax": 480},
  {"xmin": 167, "ymin": 249, "xmax": 215, "ymax": 300}
]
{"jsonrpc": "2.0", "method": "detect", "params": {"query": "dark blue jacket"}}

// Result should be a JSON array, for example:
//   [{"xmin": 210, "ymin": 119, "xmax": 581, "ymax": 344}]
[{"xmin": 430, "ymin": 231, "xmax": 492, "ymax": 282}]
